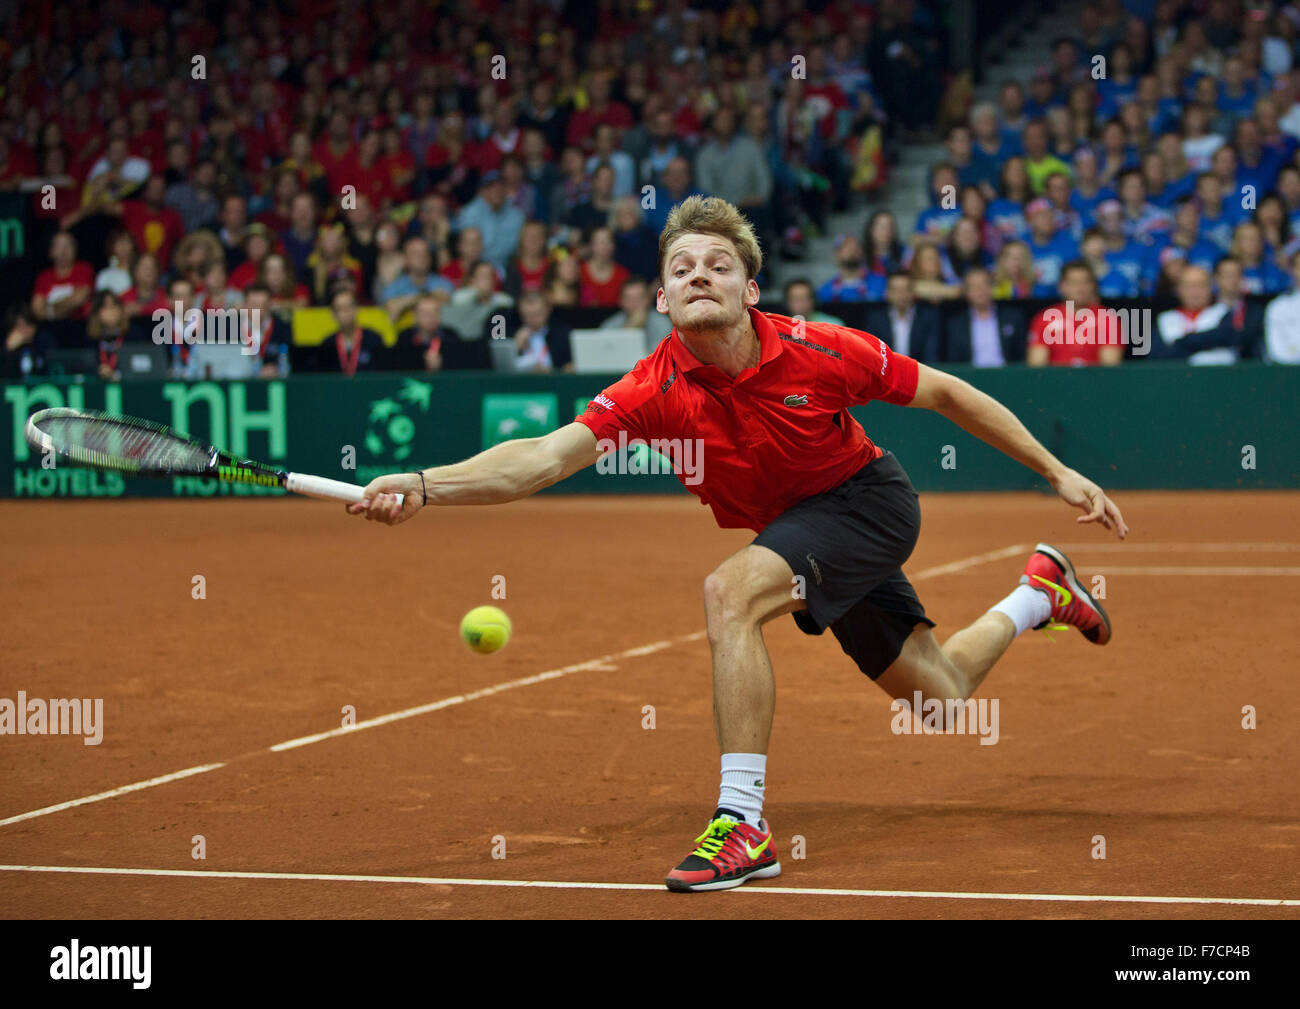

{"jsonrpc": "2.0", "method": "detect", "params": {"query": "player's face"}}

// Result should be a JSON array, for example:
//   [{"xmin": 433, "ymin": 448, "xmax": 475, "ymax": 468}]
[{"xmin": 659, "ymin": 234, "xmax": 757, "ymax": 334}]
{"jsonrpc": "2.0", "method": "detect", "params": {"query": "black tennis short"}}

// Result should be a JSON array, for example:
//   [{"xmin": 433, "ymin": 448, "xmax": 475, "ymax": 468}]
[{"xmin": 752, "ymin": 450, "xmax": 934, "ymax": 680}]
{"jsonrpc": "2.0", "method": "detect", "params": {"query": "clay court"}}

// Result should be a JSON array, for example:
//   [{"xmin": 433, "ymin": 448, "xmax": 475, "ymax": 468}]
[{"xmin": 1, "ymin": 490, "xmax": 1297, "ymax": 920}]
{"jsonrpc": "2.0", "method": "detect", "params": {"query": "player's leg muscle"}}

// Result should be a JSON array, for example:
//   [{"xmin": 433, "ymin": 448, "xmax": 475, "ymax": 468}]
[
  {"xmin": 875, "ymin": 624, "xmax": 974, "ymax": 723},
  {"xmin": 702, "ymin": 545, "xmax": 801, "ymax": 754},
  {"xmin": 702, "ymin": 544, "xmax": 804, "ymax": 640}
]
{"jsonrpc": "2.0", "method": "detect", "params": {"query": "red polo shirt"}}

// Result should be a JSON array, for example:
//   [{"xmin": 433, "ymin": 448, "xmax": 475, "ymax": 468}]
[{"xmin": 575, "ymin": 307, "xmax": 920, "ymax": 532}]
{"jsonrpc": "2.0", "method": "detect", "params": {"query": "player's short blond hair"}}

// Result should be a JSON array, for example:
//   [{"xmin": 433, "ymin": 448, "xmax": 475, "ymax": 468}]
[{"xmin": 657, "ymin": 195, "xmax": 763, "ymax": 285}]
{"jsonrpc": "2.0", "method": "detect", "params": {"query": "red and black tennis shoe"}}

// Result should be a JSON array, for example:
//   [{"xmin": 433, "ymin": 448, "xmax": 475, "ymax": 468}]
[
  {"xmin": 1021, "ymin": 542, "xmax": 1112, "ymax": 645},
  {"xmin": 665, "ymin": 811, "xmax": 781, "ymax": 892}
]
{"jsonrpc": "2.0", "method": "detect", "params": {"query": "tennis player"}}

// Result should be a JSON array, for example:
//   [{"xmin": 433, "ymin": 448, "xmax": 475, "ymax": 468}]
[{"xmin": 348, "ymin": 196, "xmax": 1128, "ymax": 893}]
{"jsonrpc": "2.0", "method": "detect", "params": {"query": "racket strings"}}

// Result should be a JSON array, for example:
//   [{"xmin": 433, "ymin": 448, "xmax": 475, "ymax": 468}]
[{"xmin": 36, "ymin": 417, "xmax": 213, "ymax": 475}]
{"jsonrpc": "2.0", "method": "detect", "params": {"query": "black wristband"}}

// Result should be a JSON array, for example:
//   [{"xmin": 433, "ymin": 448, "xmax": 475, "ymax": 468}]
[{"xmin": 415, "ymin": 470, "xmax": 427, "ymax": 505}]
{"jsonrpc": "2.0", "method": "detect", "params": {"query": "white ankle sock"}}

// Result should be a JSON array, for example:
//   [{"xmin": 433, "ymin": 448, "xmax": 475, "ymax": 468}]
[
  {"xmin": 990, "ymin": 584, "xmax": 1053, "ymax": 635},
  {"xmin": 718, "ymin": 753, "xmax": 766, "ymax": 824}
]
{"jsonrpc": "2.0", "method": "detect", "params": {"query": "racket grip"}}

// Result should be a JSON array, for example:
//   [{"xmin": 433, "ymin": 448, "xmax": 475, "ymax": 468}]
[{"xmin": 286, "ymin": 472, "xmax": 404, "ymax": 507}]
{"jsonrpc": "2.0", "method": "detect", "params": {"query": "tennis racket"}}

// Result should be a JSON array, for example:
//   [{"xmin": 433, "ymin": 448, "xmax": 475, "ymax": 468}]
[{"xmin": 25, "ymin": 407, "xmax": 402, "ymax": 505}]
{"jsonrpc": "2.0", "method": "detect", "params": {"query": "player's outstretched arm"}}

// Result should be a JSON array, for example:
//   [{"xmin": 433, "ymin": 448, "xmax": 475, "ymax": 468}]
[
  {"xmin": 346, "ymin": 422, "xmax": 604, "ymax": 526},
  {"xmin": 907, "ymin": 363, "xmax": 1129, "ymax": 539}
]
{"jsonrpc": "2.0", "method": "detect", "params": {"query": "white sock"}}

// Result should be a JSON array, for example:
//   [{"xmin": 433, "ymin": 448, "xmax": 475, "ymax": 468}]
[
  {"xmin": 718, "ymin": 753, "xmax": 766, "ymax": 824},
  {"xmin": 990, "ymin": 583, "xmax": 1053, "ymax": 635}
]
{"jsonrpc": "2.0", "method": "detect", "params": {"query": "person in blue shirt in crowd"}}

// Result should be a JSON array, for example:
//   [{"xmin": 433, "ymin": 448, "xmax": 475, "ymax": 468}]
[
  {"xmin": 947, "ymin": 124, "xmax": 1001, "ymax": 193},
  {"xmin": 987, "ymin": 156, "xmax": 1031, "ymax": 244},
  {"xmin": 1025, "ymin": 197, "xmax": 1080, "ymax": 297},
  {"xmin": 1095, "ymin": 42, "xmax": 1140, "ymax": 119},
  {"xmin": 998, "ymin": 81, "xmax": 1030, "ymax": 143},
  {"xmin": 1196, "ymin": 172, "xmax": 1248, "ymax": 251},
  {"xmin": 1153, "ymin": 133, "xmax": 1198, "ymax": 205},
  {"xmin": 1277, "ymin": 165, "xmax": 1300, "ymax": 233},
  {"xmin": 971, "ymin": 101, "xmax": 1019, "ymax": 171},
  {"xmin": 1230, "ymin": 220, "xmax": 1289, "ymax": 295},
  {"xmin": 913, "ymin": 162, "xmax": 964, "ymax": 239},
  {"xmin": 1217, "ymin": 55, "xmax": 1263, "ymax": 120},
  {"xmin": 1096, "ymin": 119, "xmax": 1141, "ymax": 186},
  {"xmin": 1136, "ymin": 74, "xmax": 1183, "ymax": 138},
  {"xmin": 1233, "ymin": 119, "xmax": 1283, "ymax": 196},
  {"xmin": 1043, "ymin": 171, "xmax": 1084, "ymax": 241},
  {"xmin": 1081, "ymin": 229, "xmax": 1140, "ymax": 297},
  {"xmin": 1153, "ymin": 197, "xmax": 1224, "ymax": 273},
  {"xmin": 1094, "ymin": 198, "xmax": 1158, "ymax": 295},
  {"xmin": 816, "ymin": 235, "xmax": 885, "ymax": 303},
  {"xmin": 1068, "ymin": 147, "xmax": 1117, "ymax": 226},
  {"xmin": 1116, "ymin": 169, "xmax": 1173, "ymax": 244}
]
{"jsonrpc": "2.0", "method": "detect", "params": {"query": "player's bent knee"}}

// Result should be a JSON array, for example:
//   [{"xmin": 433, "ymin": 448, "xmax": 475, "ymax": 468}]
[
  {"xmin": 702, "ymin": 568, "xmax": 751, "ymax": 636},
  {"xmin": 703, "ymin": 545, "xmax": 800, "ymax": 637}
]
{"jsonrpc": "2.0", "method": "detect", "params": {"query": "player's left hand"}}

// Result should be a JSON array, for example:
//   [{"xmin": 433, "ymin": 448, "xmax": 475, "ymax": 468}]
[{"xmin": 1050, "ymin": 467, "xmax": 1128, "ymax": 540}]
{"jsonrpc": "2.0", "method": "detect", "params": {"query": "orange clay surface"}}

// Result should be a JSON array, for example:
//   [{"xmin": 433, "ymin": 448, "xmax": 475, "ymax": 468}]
[{"xmin": 1, "ymin": 491, "xmax": 1297, "ymax": 919}]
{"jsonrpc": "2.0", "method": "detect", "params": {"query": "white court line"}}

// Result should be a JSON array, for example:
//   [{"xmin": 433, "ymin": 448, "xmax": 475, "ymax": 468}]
[
  {"xmin": 1092, "ymin": 566, "xmax": 1300, "ymax": 576},
  {"xmin": 908, "ymin": 543, "xmax": 1029, "ymax": 580},
  {"xmin": 271, "ymin": 636, "xmax": 701, "ymax": 751},
  {"xmin": 0, "ymin": 544, "xmax": 1024, "ymax": 829},
  {"xmin": 0, "ymin": 865, "xmax": 1295, "ymax": 908},
  {"xmin": 0, "ymin": 765, "xmax": 226, "ymax": 828},
  {"xmin": 0, "ymin": 634, "xmax": 707, "ymax": 826},
  {"xmin": 1054, "ymin": 542, "xmax": 1300, "ymax": 552}
]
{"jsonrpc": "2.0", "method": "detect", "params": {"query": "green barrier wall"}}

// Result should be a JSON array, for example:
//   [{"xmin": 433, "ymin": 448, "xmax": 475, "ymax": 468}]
[{"xmin": 3, "ymin": 364, "xmax": 1296, "ymax": 499}]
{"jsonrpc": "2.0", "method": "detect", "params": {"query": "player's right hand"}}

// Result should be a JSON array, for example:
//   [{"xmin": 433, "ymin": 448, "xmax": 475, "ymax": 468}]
[{"xmin": 346, "ymin": 473, "xmax": 424, "ymax": 526}]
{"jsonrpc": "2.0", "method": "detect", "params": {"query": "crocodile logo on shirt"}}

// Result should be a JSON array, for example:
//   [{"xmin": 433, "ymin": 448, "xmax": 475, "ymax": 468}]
[{"xmin": 783, "ymin": 394, "xmax": 809, "ymax": 407}]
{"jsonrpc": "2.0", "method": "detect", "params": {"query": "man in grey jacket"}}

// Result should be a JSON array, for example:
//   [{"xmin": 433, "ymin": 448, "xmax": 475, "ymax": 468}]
[{"xmin": 695, "ymin": 107, "xmax": 773, "ymax": 251}]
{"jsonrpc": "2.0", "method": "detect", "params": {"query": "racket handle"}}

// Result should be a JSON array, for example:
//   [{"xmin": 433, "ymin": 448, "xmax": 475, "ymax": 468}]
[{"xmin": 286, "ymin": 472, "xmax": 404, "ymax": 507}]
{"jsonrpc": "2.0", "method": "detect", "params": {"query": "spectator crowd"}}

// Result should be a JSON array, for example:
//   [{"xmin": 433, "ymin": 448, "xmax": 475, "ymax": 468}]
[
  {"xmin": 1, "ymin": 0, "xmax": 921, "ymax": 379},
  {"xmin": 3, "ymin": 0, "xmax": 1299, "ymax": 379},
  {"xmin": 783, "ymin": 0, "xmax": 1300, "ymax": 365}
]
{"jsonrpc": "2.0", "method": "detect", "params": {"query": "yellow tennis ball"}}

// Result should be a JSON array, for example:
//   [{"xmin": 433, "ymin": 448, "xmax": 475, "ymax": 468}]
[{"xmin": 460, "ymin": 605, "xmax": 512, "ymax": 654}]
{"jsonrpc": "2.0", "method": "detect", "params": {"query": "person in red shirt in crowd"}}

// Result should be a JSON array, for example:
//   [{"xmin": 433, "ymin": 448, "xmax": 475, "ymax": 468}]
[
  {"xmin": 579, "ymin": 226, "xmax": 631, "ymax": 307},
  {"xmin": 118, "ymin": 174, "xmax": 185, "ymax": 270},
  {"xmin": 28, "ymin": 145, "xmax": 80, "ymax": 226},
  {"xmin": 313, "ymin": 111, "xmax": 358, "ymax": 196},
  {"xmin": 281, "ymin": 131, "xmax": 329, "ymax": 207},
  {"xmin": 126, "ymin": 100, "xmax": 166, "ymax": 173},
  {"xmin": 349, "ymin": 131, "xmax": 392, "ymax": 213},
  {"xmin": 121, "ymin": 252, "xmax": 169, "ymax": 322},
  {"xmin": 255, "ymin": 168, "xmax": 302, "ymax": 236},
  {"xmin": 426, "ymin": 111, "xmax": 477, "ymax": 205},
  {"xmin": 439, "ymin": 226, "xmax": 485, "ymax": 288},
  {"xmin": 61, "ymin": 93, "xmax": 102, "ymax": 177},
  {"xmin": 0, "ymin": 136, "xmax": 36, "ymax": 189},
  {"xmin": 351, "ymin": 196, "xmax": 1128, "ymax": 894},
  {"xmin": 565, "ymin": 71, "xmax": 635, "ymax": 151},
  {"xmin": 378, "ymin": 125, "xmax": 416, "ymax": 205},
  {"xmin": 1027, "ymin": 261, "xmax": 1126, "ymax": 367},
  {"xmin": 476, "ymin": 98, "xmax": 525, "ymax": 175},
  {"xmin": 31, "ymin": 231, "xmax": 95, "ymax": 322},
  {"xmin": 504, "ymin": 220, "xmax": 550, "ymax": 300},
  {"xmin": 259, "ymin": 252, "xmax": 311, "ymax": 318},
  {"xmin": 228, "ymin": 224, "xmax": 276, "ymax": 292}
]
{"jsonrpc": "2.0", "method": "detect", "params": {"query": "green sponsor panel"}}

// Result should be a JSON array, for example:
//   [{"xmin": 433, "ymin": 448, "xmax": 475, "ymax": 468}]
[
  {"xmin": 0, "ymin": 192, "xmax": 28, "ymax": 261},
  {"xmin": 481, "ymin": 392, "xmax": 559, "ymax": 450},
  {"xmin": 3, "ymin": 365, "xmax": 1298, "ymax": 497}
]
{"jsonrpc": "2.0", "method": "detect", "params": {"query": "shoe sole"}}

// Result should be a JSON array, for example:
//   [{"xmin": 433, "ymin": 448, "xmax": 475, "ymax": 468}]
[
  {"xmin": 664, "ymin": 861, "xmax": 782, "ymax": 893},
  {"xmin": 1033, "ymin": 542, "xmax": 1112, "ymax": 645}
]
